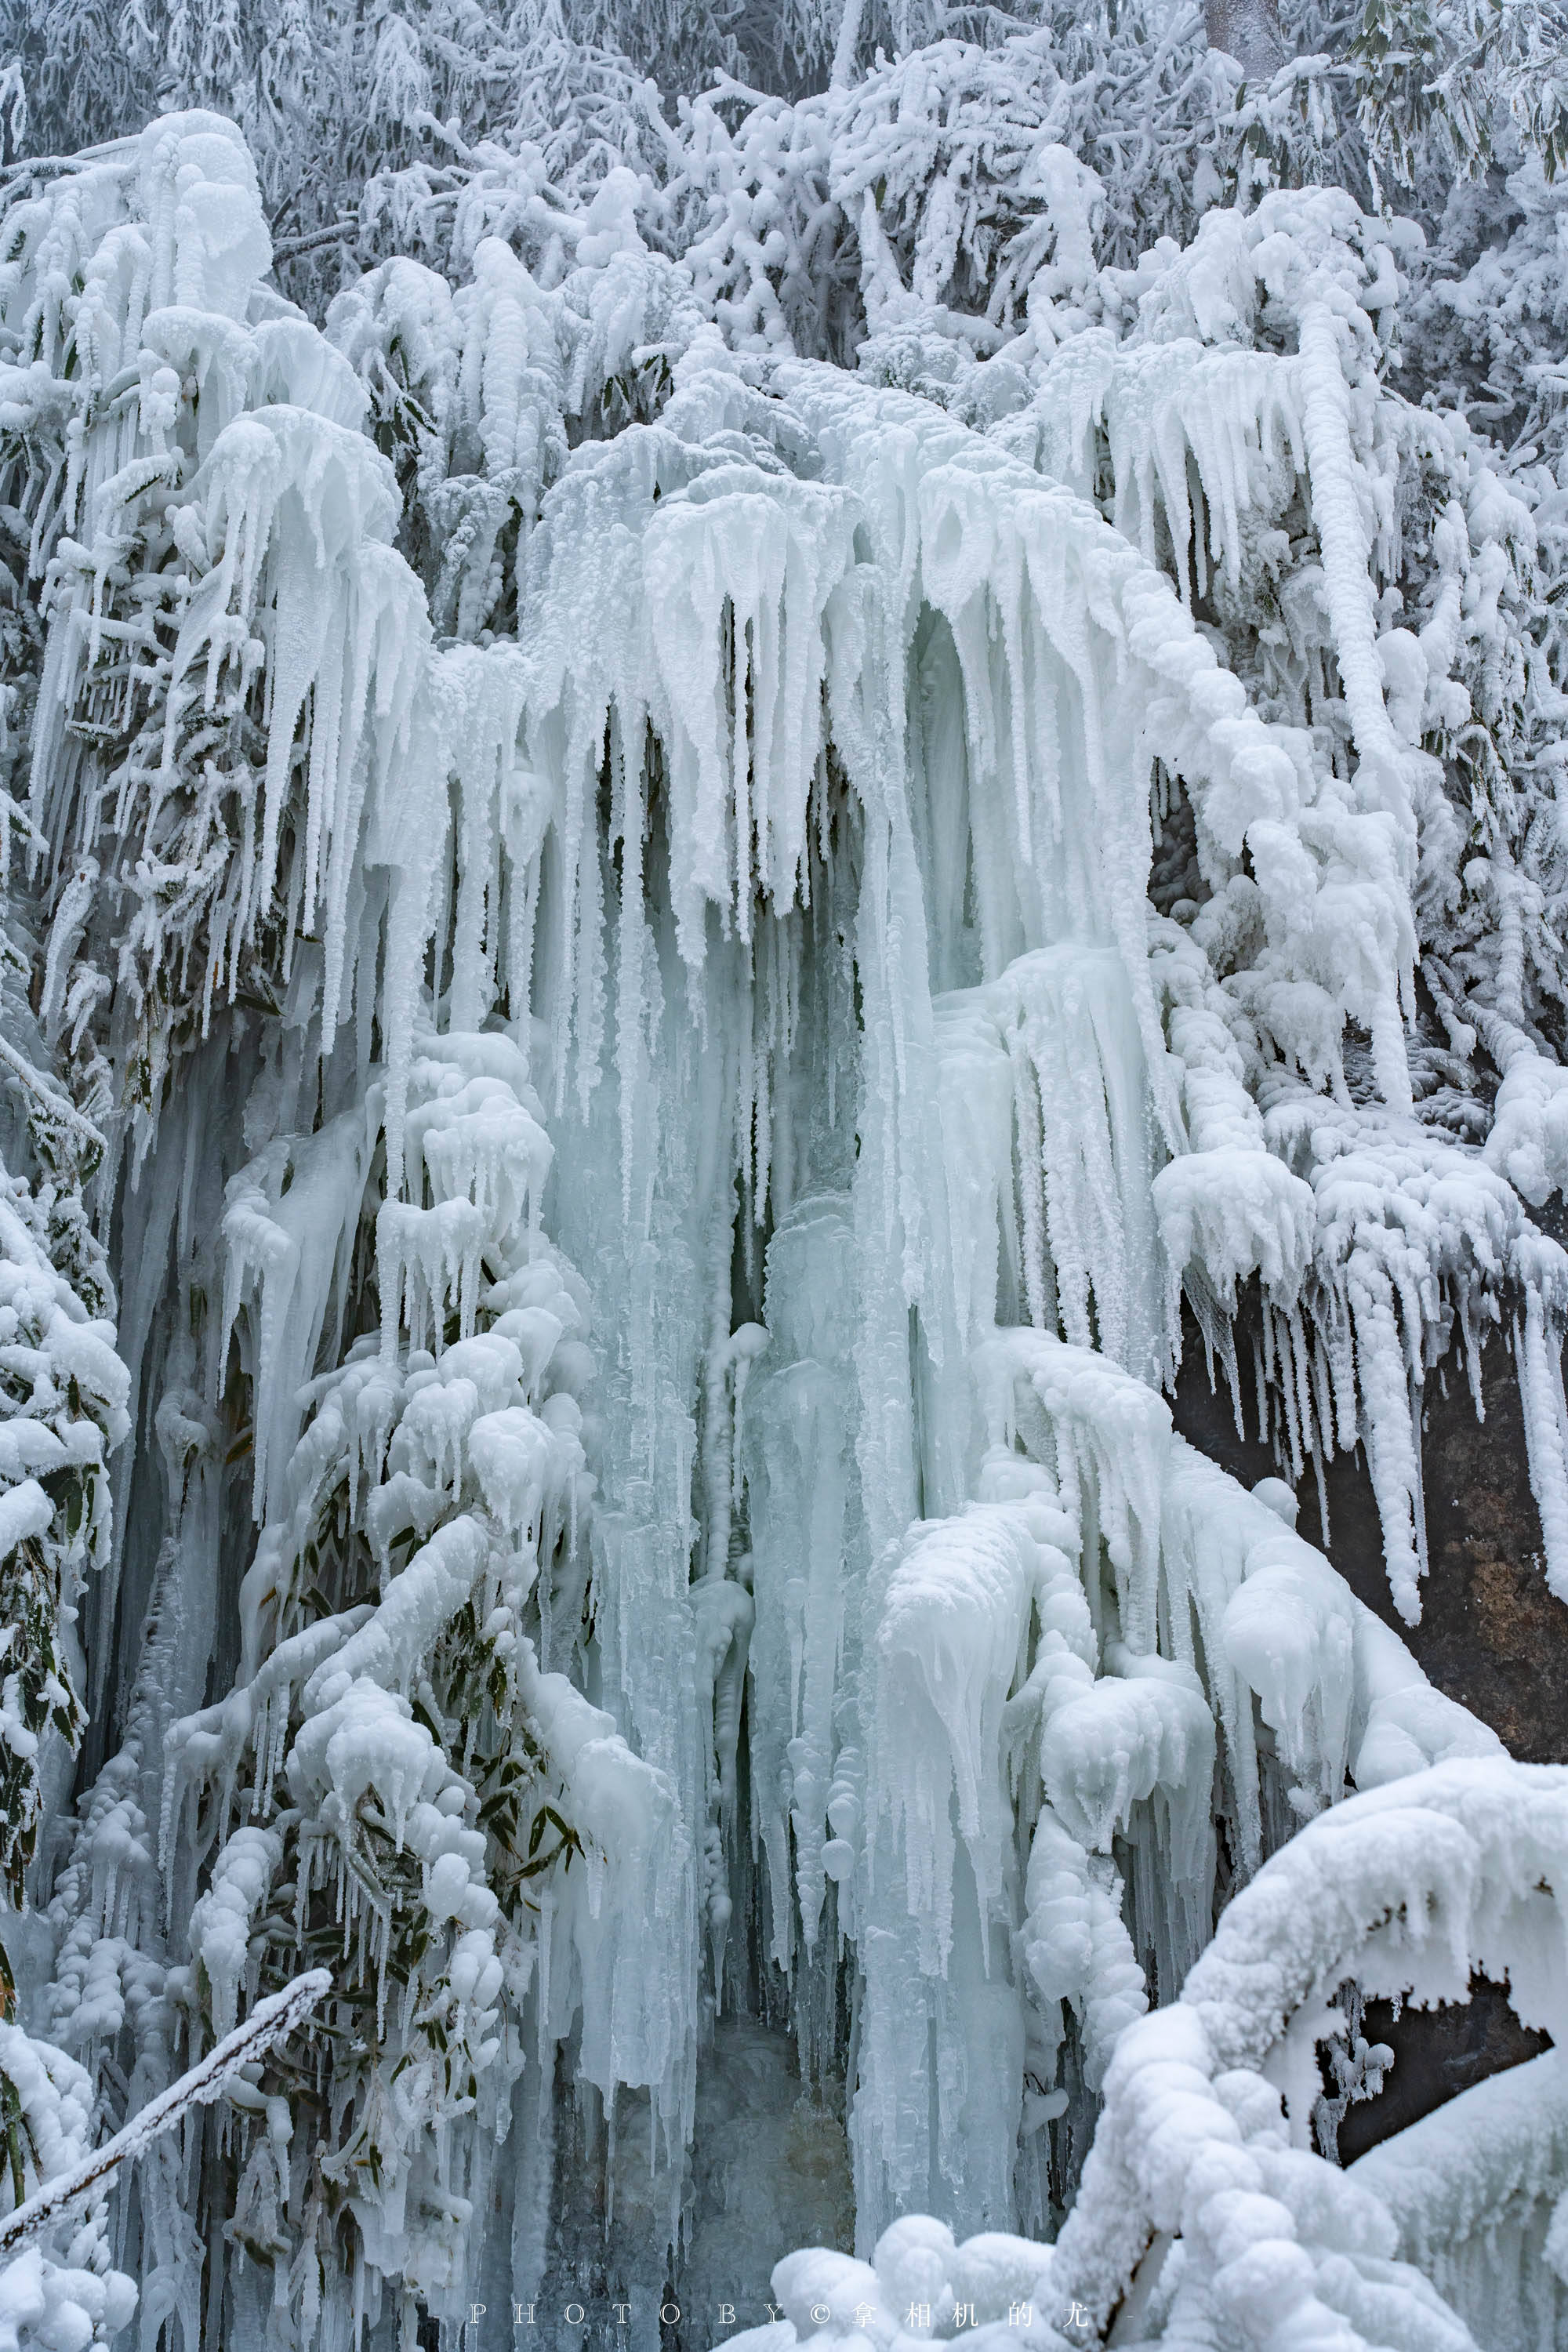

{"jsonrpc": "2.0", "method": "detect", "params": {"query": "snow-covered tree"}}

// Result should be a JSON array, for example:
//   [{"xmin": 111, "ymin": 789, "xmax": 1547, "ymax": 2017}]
[{"xmin": 0, "ymin": 2, "xmax": 1565, "ymax": 2347}]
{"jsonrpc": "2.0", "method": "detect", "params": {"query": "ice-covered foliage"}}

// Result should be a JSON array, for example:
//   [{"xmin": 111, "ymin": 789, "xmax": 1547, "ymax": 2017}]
[
  {"xmin": 0, "ymin": 1029, "xmax": 132, "ymax": 2352},
  {"xmin": 732, "ymin": 1757, "xmax": 1568, "ymax": 2350},
  {"xmin": 0, "ymin": 2022, "xmax": 136, "ymax": 2352},
  {"xmin": 0, "ymin": 1142, "xmax": 124, "ymax": 1904},
  {"xmin": 0, "ymin": 0, "xmax": 1566, "ymax": 2342},
  {"xmin": 0, "ymin": 837, "xmax": 133, "ymax": 2352}
]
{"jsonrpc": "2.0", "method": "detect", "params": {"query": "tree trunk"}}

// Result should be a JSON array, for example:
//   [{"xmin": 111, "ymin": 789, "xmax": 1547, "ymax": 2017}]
[{"xmin": 1204, "ymin": 0, "xmax": 1287, "ymax": 78}]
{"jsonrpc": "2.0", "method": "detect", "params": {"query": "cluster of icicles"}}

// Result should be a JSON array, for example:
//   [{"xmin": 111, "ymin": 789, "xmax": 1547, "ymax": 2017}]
[{"xmin": 0, "ymin": 107, "xmax": 1566, "ymax": 2352}]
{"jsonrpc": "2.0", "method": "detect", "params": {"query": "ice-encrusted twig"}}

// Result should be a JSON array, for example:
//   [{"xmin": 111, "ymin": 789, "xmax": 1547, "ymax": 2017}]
[
  {"xmin": 0, "ymin": 1969, "xmax": 329, "ymax": 2254},
  {"xmin": 0, "ymin": 1036, "xmax": 107, "ymax": 1160}
]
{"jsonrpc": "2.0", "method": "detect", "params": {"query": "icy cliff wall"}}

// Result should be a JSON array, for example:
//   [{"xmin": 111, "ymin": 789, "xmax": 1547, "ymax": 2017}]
[{"xmin": 0, "ymin": 85, "xmax": 1565, "ymax": 2352}]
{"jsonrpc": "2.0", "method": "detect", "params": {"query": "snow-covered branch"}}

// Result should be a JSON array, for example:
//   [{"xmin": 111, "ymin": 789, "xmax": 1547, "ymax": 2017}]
[{"xmin": 0, "ymin": 1972, "xmax": 330, "ymax": 2256}]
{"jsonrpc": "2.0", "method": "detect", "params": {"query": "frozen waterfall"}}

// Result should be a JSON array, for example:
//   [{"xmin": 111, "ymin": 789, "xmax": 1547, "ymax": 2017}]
[{"xmin": 0, "ymin": 50, "xmax": 1565, "ymax": 2352}]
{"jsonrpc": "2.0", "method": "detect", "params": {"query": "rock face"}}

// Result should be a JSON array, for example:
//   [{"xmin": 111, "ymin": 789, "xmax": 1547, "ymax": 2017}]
[
  {"xmin": 1173, "ymin": 1314, "xmax": 1568, "ymax": 1763},
  {"xmin": 1174, "ymin": 1306, "xmax": 1562, "ymax": 2161},
  {"xmin": 1334, "ymin": 1977, "xmax": 1552, "ymax": 2167},
  {"xmin": 1356, "ymin": 1334, "xmax": 1568, "ymax": 1764}
]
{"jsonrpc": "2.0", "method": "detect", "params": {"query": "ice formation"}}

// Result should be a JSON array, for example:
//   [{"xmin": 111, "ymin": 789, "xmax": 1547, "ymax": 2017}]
[
  {"xmin": 731, "ymin": 1757, "xmax": 1568, "ymax": 2350},
  {"xmin": 0, "ymin": 10, "xmax": 1566, "ymax": 2347}
]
